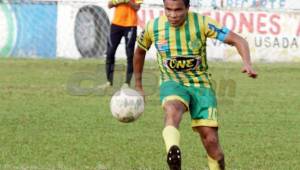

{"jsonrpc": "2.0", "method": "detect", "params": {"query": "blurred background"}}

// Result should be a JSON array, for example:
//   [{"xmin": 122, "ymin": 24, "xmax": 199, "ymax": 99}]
[{"xmin": 0, "ymin": 0, "xmax": 299, "ymax": 61}]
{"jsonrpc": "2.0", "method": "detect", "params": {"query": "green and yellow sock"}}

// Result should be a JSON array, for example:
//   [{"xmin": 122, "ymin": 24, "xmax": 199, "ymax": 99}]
[{"xmin": 162, "ymin": 125, "xmax": 180, "ymax": 152}]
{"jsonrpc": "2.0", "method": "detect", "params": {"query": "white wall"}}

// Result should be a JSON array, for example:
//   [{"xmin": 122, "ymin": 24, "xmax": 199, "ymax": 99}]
[{"xmin": 56, "ymin": 1, "xmax": 300, "ymax": 62}]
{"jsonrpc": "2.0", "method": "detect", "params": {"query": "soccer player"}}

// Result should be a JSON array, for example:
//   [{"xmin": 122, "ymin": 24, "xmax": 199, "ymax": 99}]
[
  {"xmin": 101, "ymin": 0, "xmax": 143, "ymax": 89},
  {"xmin": 133, "ymin": 0, "xmax": 257, "ymax": 169}
]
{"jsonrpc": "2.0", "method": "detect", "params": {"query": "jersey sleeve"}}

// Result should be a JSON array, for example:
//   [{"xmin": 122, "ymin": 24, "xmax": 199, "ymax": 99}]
[
  {"xmin": 135, "ymin": 0, "xmax": 143, "ymax": 4},
  {"xmin": 137, "ymin": 21, "xmax": 153, "ymax": 51},
  {"xmin": 204, "ymin": 16, "xmax": 230, "ymax": 42}
]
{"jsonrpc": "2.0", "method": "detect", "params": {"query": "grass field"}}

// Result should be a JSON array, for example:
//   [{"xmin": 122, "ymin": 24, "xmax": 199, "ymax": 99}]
[{"xmin": 0, "ymin": 58, "xmax": 299, "ymax": 170}]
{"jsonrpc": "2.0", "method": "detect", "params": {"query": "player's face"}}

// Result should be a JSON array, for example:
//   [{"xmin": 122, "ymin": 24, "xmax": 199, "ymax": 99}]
[{"xmin": 164, "ymin": 0, "xmax": 189, "ymax": 27}]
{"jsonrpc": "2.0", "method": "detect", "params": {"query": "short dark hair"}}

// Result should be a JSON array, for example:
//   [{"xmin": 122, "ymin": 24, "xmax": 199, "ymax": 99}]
[{"xmin": 163, "ymin": 0, "xmax": 190, "ymax": 7}]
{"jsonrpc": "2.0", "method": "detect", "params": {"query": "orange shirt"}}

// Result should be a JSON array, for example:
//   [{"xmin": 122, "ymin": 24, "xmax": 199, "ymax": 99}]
[{"xmin": 112, "ymin": 0, "xmax": 143, "ymax": 27}]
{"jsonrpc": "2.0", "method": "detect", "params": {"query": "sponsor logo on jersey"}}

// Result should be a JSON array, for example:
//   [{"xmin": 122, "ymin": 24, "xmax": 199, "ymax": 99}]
[{"xmin": 164, "ymin": 56, "xmax": 201, "ymax": 71}]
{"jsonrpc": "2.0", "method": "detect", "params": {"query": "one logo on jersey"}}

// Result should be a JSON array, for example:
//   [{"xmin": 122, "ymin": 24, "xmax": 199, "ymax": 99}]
[
  {"xmin": 164, "ymin": 56, "xmax": 201, "ymax": 72},
  {"xmin": 157, "ymin": 39, "xmax": 169, "ymax": 52}
]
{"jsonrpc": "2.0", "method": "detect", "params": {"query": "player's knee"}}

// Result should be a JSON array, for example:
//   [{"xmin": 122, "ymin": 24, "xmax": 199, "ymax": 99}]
[
  {"xmin": 164, "ymin": 106, "xmax": 180, "ymax": 119},
  {"xmin": 163, "ymin": 102, "xmax": 185, "ymax": 126},
  {"xmin": 163, "ymin": 101, "xmax": 185, "ymax": 115},
  {"xmin": 203, "ymin": 133, "xmax": 218, "ymax": 147},
  {"xmin": 106, "ymin": 57, "xmax": 115, "ymax": 64}
]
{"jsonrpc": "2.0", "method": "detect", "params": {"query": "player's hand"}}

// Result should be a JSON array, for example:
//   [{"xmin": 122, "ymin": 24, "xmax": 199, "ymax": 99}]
[
  {"xmin": 111, "ymin": 0, "xmax": 129, "ymax": 5},
  {"xmin": 241, "ymin": 64, "xmax": 257, "ymax": 79}
]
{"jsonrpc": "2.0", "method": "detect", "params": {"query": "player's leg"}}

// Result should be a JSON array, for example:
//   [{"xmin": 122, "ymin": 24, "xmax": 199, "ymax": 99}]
[
  {"xmin": 124, "ymin": 27, "xmax": 137, "ymax": 86},
  {"xmin": 189, "ymin": 86, "xmax": 224, "ymax": 170},
  {"xmin": 160, "ymin": 81, "xmax": 190, "ymax": 170},
  {"xmin": 163, "ymin": 100, "xmax": 186, "ymax": 149},
  {"xmin": 195, "ymin": 126, "xmax": 225, "ymax": 170},
  {"xmin": 105, "ymin": 24, "xmax": 124, "ymax": 86},
  {"xmin": 163, "ymin": 100, "xmax": 185, "ymax": 170}
]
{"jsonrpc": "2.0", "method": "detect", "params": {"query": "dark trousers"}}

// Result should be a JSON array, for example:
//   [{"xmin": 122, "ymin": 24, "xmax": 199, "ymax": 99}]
[{"xmin": 106, "ymin": 24, "xmax": 137, "ymax": 86}]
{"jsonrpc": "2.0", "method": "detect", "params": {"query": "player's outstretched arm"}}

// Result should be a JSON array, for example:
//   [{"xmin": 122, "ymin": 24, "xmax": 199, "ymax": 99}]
[
  {"xmin": 224, "ymin": 31, "xmax": 257, "ymax": 79},
  {"xmin": 133, "ymin": 46, "xmax": 147, "ymax": 99}
]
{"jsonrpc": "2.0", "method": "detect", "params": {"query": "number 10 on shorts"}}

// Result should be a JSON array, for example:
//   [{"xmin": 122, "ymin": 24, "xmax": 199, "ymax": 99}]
[{"xmin": 208, "ymin": 107, "xmax": 217, "ymax": 121}]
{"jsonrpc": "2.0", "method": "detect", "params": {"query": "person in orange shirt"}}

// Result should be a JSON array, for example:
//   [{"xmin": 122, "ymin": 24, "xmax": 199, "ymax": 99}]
[{"xmin": 102, "ymin": 0, "xmax": 143, "ymax": 88}]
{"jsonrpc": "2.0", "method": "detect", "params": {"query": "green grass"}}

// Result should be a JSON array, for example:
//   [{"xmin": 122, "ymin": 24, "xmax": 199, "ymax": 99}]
[{"xmin": 0, "ymin": 58, "xmax": 299, "ymax": 170}]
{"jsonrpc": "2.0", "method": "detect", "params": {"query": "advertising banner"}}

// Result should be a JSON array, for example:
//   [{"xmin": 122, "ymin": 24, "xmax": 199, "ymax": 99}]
[
  {"xmin": 0, "ymin": 3, "xmax": 17, "ymax": 57},
  {"xmin": 202, "ymin": 10, "xmax": 300, "ymax": 62},
  {"xmin": 1, "ymin": 0, "xmax": 299, "ymax": 62},
  {"xmin": 0, "ymin": 2, "xmax": 57, "ymax": 58}
]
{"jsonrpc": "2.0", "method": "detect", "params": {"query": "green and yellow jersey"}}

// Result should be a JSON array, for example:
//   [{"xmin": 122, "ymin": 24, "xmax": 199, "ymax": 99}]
[{"xmin": 137, "ymin": 12, "xmax": 230, "ymax": 87}]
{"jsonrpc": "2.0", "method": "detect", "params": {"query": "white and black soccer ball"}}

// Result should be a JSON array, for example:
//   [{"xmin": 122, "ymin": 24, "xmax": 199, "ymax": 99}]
[{"xmin": 110, "ymin": 88, "xmax": 144, "ymax": 123}]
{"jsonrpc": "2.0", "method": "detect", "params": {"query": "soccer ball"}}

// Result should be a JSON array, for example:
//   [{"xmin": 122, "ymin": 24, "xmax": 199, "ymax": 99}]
[{"xmin": 110, "ymin": 88, "xmax": 144, "ymax": 123}]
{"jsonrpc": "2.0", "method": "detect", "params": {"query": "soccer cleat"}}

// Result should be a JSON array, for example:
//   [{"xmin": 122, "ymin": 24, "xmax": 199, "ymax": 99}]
[
  {"xmin": 97, "ymin": 82, "xmax": 112, "ymax": 90},
  {"xmin": 121, "ymin": 83, "xmax": 129, "ymax": 89},
  {"xmin": 167, "ymin": 145, "xmax": 181, "ymax": 170}
]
